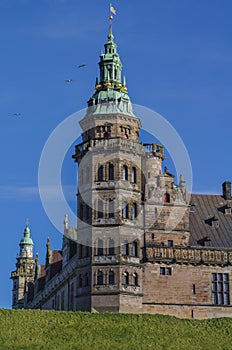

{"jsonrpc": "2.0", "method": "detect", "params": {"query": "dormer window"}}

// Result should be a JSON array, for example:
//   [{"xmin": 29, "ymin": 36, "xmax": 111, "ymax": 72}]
[
  {"xmin": 212, "ymin": 218, "xmax": 219, "ymax": 228},
  {"xmin": 190, "ymin": 204, "xmax": 195, "ymax": 212},
  {"xmin": 225, "ymin": 208, "xmax": 231, "ymax": 215},
  {"xmin": 225, "ymin": 206, "xmax": 231, "ymax": 215}
]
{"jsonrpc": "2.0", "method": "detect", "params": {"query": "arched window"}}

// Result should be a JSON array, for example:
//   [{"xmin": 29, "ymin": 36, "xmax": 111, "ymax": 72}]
[
  {"xmin": 131, "ymin": 167, "xmax": 137, "ymax": 183},
  {"xmin": 86, "ymin": 166, "xmax": 90, "ymax": 183},
  {"xmin": 154, "ymin": 208, "xmax": 158, "ymax": 221},
  {"xmin": 82, "ymin": 245, "xmax": 88, "ymax": 258},
  {"xmin": 97, "ymin": 270, "xmax": 103, "ymax": 285},
  {"xmin": 131, "ymin": 203, "xmax": 137, "ymax": 220},
  {"xmin": 109, "ymin": 200, "xmax": 114, "ymax": 218},
  {"xmin": 80, "ymin": 168, "xmax": 84, "ymax": 184},
  {"xmin": 122, "ymin": 165, "xmax": 128, "ymax": 181},
  {"xmin": 79, "ymin": 274, "xmax": 83, "ymax": 287},
  {"xmin": 132, "ymin": 241, "xmax": 138, "ymax": 257},
  {"xmin": 98, "ymin": 200, "xmax": 103, "ymax": 219},
  {"xmin": 85, "ymin": 273, "xmax": 89, "ymax": 287},
  {"xmin": 132, "ymin": 273, "xmax": 138, "ymax": 286},
  {"xmin": 79, "ymin": 244, "xmax": 84, "ymax": 258},
  {"xmin": 79, "ymin": 203, "xmax": 84, "ymax": 220},
  {"xmin": 164, "ymin": 193, "xmax": 170, "ymax": 203},
  {"xmin": 98, "ymin": 165, "xmax": 103, "ymax": 181},
  {"xmin": 98, "ymin": 239, "xmax": 103, "ymax": 256},
  {"xmin": 123, "ymin": 272, "xmax": 129, "ymax": 285},
  {"xmin": 109, "ymin": 238, "xmax": 115, "ymax": 255},
  {"xmin": 94, "ymin": 240, "xmax": 98, "ymax": 256},
  {"xmin": 122, "ymin": 240, "xmax": 129, "ymax": 256},
  {"xmin": 123, "ymin": 202, "xmax": 129, "ymax": 219},
  {"xmin": 109, "ymin": 270, "xmax": 115, "ymax": 285},
  {"xmin": 86, "ymin": 205, "xmax": 91, "ymax": 220},
  {"xmin": 109, "ymin": 163, "xmax": 114, "ymax": 181}
]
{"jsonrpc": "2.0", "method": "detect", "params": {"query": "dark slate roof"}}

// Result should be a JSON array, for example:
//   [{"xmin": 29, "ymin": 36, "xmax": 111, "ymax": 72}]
[
  {"xmin": 49, "ymin": 250, "xmax": 63, "ymax": 279},
  {"xmin": 38, "ymin": 264, "xmax": 46, "ymax": 278},
  {"xmin": 189, "ymin": 194, "xmax": 232, "ymax": 248},
  {"xmin": 37, "ymin": 265, "xmax": 46, "ymax": 291},
  {"xmin": 51, "ymin": 250, "xmax": 63, "ymax": 264}
]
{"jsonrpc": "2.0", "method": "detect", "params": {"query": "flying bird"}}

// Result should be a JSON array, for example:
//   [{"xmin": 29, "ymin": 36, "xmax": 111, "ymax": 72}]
[
  {"xmin": 14, "ymin": 113, "xmax": 21, "ymax": 117},
  {"xmin": 77, "ymin": 64, "xmax": 86, "ymax": 68},
  {"xmin": 65, "ymin": 79, "xmax": 73, "ymax": 83}
]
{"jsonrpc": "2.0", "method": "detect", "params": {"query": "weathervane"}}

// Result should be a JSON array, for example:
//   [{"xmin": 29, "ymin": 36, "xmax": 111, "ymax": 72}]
[
  {"xmin": 109, "ymin": 3, "xmax": 116, "ymax": 39},
  {"xmin": 110, "ymin": 3, "xmax": 116, "ymax": 17}
]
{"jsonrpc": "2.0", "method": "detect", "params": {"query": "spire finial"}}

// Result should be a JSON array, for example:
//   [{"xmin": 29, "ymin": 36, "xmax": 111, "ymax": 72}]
[
  {"xmin": 26, "ymin": 218, "xmax": 29, "ymax": 227},
  {"xmin": 108, "ymin": 3, "xmax": 116, "ymax": 42}
]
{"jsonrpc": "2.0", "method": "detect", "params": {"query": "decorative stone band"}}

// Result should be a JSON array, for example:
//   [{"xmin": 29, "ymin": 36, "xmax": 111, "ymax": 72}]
[{"xmin": 146, "ymin": 246, "xmax": 232, "ymax": 266}]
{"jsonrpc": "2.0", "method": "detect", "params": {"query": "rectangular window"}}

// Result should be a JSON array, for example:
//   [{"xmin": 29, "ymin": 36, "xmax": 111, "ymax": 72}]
[
  {"xmin": 98, "ymin": 200, "xmax": 104, "ymax": 219},
  {"xmin": 168, "ymin": 240, "xmax": 173, "ymax": 247},
  {"xmin": 70, "ymin": 283, "xmax": 74, "ymax": 311},
  {"xmin": 211, "ymin": 273, "xmax": 230, "ymax": 305},
  {"xmin": 109, "ymin": 200, "xmax": 114, "ymax": 218},
  {"xmin": 61, "ymin": 291, "xmax": 65, "ymax": 310},
  {"xmin": 160, "ymin": 267, "xmax": 172, "ymax": 276},
  {"xmin": 56, "ymin": 295, "xmax": 60, "ymax": 310}
]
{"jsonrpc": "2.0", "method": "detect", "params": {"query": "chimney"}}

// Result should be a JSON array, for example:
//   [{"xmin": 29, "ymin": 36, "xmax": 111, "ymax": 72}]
[{"xmin": 222, "ymin": 181, "xmax": 231, "ymax": 200}]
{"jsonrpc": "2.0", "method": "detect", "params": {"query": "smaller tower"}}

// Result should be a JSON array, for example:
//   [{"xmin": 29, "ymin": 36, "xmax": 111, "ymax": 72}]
[{"xmin": 11, "ymin": 221, "xmax": 35, "ymax": 309}]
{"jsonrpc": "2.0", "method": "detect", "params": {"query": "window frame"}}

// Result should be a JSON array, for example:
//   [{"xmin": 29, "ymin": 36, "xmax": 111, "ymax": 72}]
[
  {"xmin": 97, "ymin": 270, "xmax": 104, "ymax": 285},
  {"xmin": 131, "ymin": 167, "xmax": 137, "ymax": 183},
  {"xmin": 122, "ymin": 165, "xmax": 128, "ymax": 181},
  {"xmin": 212, "ymin": 273, "xmax": 230, "ymax": 305}
]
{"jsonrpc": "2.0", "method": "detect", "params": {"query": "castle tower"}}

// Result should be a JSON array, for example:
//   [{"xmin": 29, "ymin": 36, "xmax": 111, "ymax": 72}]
[
  {"xmin": 72, "ymin": 16, "xmax": 189, "ymax": 312},
  {"xmin": 11, "ymin": 222, "xmax": 35, "ymax": 309}
]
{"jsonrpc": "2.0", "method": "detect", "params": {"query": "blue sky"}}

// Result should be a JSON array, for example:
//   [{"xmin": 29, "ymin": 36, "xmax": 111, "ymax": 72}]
[{"xmin": 1, "ymin": 0, "xmax": 232, "ymax": 308}]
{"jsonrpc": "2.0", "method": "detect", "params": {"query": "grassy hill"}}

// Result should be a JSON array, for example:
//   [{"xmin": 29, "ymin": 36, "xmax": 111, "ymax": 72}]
[{"xmin": 0, "ymin": 309, "xmax": 232, "ymax": 350}]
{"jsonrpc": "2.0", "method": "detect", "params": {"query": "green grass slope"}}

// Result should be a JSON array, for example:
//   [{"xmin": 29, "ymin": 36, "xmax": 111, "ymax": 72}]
[{"xmin": 0, "ymin": 309, "xmax": 232, "ymax": 350}]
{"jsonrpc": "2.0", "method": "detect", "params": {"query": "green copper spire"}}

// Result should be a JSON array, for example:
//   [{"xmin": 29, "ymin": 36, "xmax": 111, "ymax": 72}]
[
  {"xmin": 98, "ymin": 17, "xmax": 122, "ymax": 86},
  {"xmin": 19, "ymin": 221, "xmax": 34, "ymax": 247},
  {"xmin": 87, "ymin": 16, "xmax": 135, "ymax": 117}
]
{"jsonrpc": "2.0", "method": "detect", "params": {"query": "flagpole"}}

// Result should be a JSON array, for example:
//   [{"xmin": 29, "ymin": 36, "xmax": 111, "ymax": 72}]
[{"xmin": 109, "ymin": 14, "xmax": 113, "ymax": 36}]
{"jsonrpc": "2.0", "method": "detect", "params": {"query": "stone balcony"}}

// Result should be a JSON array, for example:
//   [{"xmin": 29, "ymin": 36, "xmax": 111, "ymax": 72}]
[
  {"xmin": 94, "ymin": 180, "xmax": 140, "ymax": 193},
  {"xmin": 73, "ymin": 138, "xmax": 165, "ymax": 160},
  {"xmin": 94, "ymin": 284, "xmax": 118, "ymax": 292},
  {"xmin": 93, "ymin": 255, "xmax": 119, "ymax": 263},
  {"xmin": 121, "ymin": 284, "xmax": 141, "ymax": 294},
  {"xmin": 121, "ymin": 256, "xmax": 140, "ymax": 265}
]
